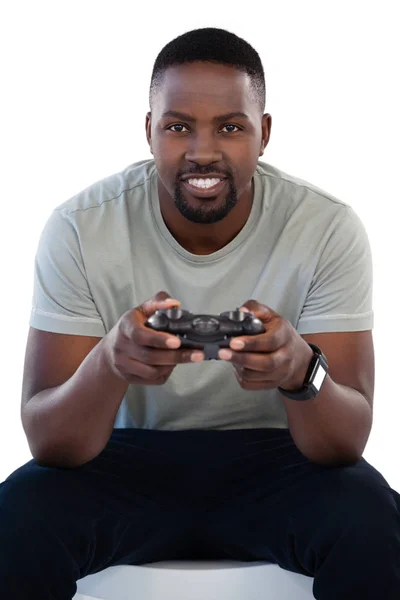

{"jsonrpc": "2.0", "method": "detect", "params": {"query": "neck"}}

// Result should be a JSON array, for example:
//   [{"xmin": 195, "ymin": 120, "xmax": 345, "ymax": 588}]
[{"xmin": 157, "ymin": 178, "xmax": 254, "ymax": 255}]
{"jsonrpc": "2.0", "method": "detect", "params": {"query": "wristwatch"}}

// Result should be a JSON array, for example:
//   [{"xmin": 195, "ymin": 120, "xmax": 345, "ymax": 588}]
[{"xmin": 278, "ymin": 343, "xmax": 328, "ymax": 401}]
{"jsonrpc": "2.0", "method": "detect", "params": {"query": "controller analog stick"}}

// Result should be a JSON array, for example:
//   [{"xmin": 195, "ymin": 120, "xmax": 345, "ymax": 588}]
[
  {"xmin": 243, "ymin": 317, "xmax": 264, "ymax": 334},
  {"xmin": 165, "ymin": 307, "xmax": 183, "ymax": 320},
  {"xmin": 223, "ymin": 309, "xmax": 246, "ymax": 322},
  {"xmin": 147, "ymin": 312, "xmax": 169, "ymax": 330}
]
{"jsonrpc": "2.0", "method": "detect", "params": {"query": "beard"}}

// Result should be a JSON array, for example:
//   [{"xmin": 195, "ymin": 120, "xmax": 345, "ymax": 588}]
[{"xmin": 173, "ymin": 178, "xmax": 238, "ymax": 224}]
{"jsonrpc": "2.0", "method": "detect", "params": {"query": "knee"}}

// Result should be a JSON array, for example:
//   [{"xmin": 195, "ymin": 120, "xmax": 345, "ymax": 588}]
[
  {"xmin": 0, "ymin": 463, "xmax": 81, "ymax": 597},
  {"xmin": 2, "ymin": 460, "xmax": 58, "ymax": 514},
  {"xmin": 0, "ymin": 459, "xmax": 81, "ymax": 548},
  {"xmin": 318, "ymin": 460, "xmax": 400, "ymax": 540},
  {"xmin": 0, "ymin": 462, "xmax": 53, "ymax": 542}
]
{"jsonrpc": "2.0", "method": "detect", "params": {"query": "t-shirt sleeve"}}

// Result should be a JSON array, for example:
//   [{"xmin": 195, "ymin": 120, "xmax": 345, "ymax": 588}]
[
  {"xmin": 297, "ymin": 205, "xmax": 373, "ymax": 334},
  {"xmin": 29, "ymin": 209, "xmax": 106, "ymax": 337}
]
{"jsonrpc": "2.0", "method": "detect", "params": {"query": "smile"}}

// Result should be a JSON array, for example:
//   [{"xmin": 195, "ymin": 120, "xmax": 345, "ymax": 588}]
[{"xmin": 182, "ymin": 178, "xmax": 227, "ymax": 198}]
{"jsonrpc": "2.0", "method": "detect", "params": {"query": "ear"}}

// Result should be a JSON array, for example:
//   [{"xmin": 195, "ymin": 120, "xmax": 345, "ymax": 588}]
[
  {"xmin": 259, "ymin": 113, "xmax": 272, "ymax": 157},
  {"xmin": 145, "ymin": 112, "xmax": 153, "ymax": 155}
]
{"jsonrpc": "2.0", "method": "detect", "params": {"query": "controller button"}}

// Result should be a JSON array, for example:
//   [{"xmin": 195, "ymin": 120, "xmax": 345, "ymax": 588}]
[{"xmin": 192, "ymin": 317, "xmax": 220, "ymax": 333}]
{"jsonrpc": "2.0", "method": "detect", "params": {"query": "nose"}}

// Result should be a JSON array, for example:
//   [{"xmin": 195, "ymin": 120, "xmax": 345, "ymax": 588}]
[{"xmin": 184, "ymin": 131, "xmax": 223, "ymax": 164}]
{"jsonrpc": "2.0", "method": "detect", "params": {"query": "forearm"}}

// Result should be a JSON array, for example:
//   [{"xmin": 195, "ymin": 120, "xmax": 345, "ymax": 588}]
[
  {"xmin": 22, "ymin": 337, "xmax": 129, "ymax": 468},
  {"xmin": 281, "ymin": 374, "xmax": 373, "ymax": 466}
]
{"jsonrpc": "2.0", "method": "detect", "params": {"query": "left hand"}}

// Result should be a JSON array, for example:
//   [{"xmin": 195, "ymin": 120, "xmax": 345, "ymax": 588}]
[{"xmin": 218, "ymin": 300, "xmax": 314, "ymax": 391}]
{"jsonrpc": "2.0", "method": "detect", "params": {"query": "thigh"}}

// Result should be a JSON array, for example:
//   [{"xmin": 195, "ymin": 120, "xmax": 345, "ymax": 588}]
[
  {"xmin": 0, "ymin": 429, "xmax": 202, "ymax": 577},
  {"xmin": 197, "ymin": 430, "xmax": 400, "ymax": 574}
]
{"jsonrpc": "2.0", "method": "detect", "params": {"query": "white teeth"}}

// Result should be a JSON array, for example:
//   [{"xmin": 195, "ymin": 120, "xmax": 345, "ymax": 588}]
[{"xmin": 187, "ymin": 178, "xmax": 222, "ymax": 189}]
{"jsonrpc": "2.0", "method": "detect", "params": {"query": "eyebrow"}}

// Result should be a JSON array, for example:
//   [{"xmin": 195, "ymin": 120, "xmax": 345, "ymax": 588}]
[{"xmin": 160, "ymin": 110, "xmax": 250, "ymax": 122}]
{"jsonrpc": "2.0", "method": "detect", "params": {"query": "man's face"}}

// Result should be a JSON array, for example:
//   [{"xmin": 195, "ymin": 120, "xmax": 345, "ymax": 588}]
[{"xmin": 146, "ymin": 62, "xmax": 271, "ymax": 224}]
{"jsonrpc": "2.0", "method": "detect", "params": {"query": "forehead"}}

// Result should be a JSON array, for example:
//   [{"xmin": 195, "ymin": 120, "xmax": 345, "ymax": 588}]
[{"xmin": 153, "ymin": 62, "xmax": 256, "ymax": 118}]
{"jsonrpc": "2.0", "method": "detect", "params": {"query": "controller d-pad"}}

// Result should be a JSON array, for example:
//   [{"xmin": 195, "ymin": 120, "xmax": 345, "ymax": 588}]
[{"xmin": 192, "ymin": 317, "xmax": 220, "ymax": 333}]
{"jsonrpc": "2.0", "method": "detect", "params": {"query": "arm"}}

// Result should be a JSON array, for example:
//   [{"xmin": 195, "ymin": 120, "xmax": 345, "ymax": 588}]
[
  {"xmin": 22, "ymin": 295, "xmax": 195, "ymax": 469},
  {"xmin": 21, "ymin": 329, "xmax": 129, "ymax": 469},
  {"xmin": 278, "ymin": 203, "xmax": 374, "ymax": 465},
  {"xmin": 222, "ymin": 205, "xmax": 374, "ymax": 466},
  {"xmin": 22, "ymin": 209, "xmax": 129, "ymax": 468},
  {"xmin": 223, "ymin": 322, "xmax": 374, "ymax": 467},
  {"xmin": 23, "ymin": 210, "xmax": 191, "ymax": 468},
  {"xmin": 278, "ymin": 330, "xmax": 374, "ymax": 466}
]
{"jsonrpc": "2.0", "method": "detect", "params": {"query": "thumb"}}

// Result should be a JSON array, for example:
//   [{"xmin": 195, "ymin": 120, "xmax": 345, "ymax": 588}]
[
  {"xmin": 240, "ymin": 299, "xmax": 276, "ymax": 323},
  {"xmin": 138, "ymin": 291, "xmax": 181, "ymax": 318}
]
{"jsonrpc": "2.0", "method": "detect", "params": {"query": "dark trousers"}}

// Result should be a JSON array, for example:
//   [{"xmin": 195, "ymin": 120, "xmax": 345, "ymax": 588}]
[{"xmin": 1, "ymin": 427, "xmax": 399, "ymax": 599}]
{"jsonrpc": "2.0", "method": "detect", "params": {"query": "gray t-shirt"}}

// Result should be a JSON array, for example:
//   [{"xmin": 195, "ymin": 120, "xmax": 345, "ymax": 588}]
[{"xmin": 29, "ymin": 159, "xmax": 373, "ymax": 431}]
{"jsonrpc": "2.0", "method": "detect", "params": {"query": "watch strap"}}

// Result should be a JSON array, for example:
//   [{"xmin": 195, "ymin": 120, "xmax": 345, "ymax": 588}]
[{"xmin": 278, "ymin": 343, "xmax": 328, "ymax": 401}]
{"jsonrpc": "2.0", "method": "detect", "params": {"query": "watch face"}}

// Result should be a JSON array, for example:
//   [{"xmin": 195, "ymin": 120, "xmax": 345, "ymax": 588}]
[{"xmin": 312, "ymin": 363, "xmax": 326, "ymax": 391}]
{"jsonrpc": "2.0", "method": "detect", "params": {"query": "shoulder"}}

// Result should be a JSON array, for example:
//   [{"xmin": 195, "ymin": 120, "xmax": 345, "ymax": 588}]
[
  {"xmin": 255, "ymin": 160, "xmax": 350, "ymax": 215},
  {"xmin": 254, "ymin": 160, "xmax": 369, "ymax": 245},
  {"xmin": 54, "ymin": 159, "xmax": 157, "ymax": 218}
]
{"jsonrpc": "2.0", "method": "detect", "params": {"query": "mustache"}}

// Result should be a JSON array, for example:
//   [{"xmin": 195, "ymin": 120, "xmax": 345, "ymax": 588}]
[{"xmin": 177, "ymin": 170, "xmax": 231, "ymax": 179}]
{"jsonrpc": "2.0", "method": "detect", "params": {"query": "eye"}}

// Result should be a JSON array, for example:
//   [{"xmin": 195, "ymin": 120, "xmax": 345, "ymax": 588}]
[
  {"xmin": 166, "ymin": 123, "xmax": 242, "ymax": 134},
  {"xmin": 220, "ymin": 124, "xmax": 241, "ymax": 133},
  {"xmin": 167, "ymin": 124, "xmax": 189, "ymax": 133}
]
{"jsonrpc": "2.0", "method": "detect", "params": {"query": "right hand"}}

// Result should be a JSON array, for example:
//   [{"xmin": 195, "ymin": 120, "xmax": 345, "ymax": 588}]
[{"xmin": 104, "ymin": 291, "xmax": 204, "ymax": 385}]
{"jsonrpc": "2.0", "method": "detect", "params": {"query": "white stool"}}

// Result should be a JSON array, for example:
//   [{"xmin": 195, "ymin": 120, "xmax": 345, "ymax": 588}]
[{"xmin": 73, "ymin": 560, "xmax": 314, "ymax": 599}]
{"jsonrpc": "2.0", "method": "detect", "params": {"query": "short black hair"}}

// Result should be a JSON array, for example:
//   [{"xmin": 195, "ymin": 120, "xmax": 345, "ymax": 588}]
[{"xmin": 149, "ymin": 28, "xmax": 266, "ymax": 115}]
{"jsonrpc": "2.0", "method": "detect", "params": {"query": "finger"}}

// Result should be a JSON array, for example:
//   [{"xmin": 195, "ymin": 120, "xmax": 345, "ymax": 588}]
[
  {"xmin": 234, "ymin": 364, "xmax": 283, "ymax": 382},
  {"xmin": 221, "ymin": 349, "xmax": 286, "ymax": 372},
  {"xmin": 123, "ymin": 314, "xmax": 181, "ymax": 349},
  {"xmin": 240, "ymin": 299, "xmax": 276, "ymax": 322},
  {"xmin": 124, "ymin": 369, "xmax": 173, "ymax": 386},
  {"xmin": 128, "ymin": 345, "xmax": 204, "ymax": 365},
  {"xmin": 234, "ymin": 371, "xmax": 277, "ymax": 391},
  {"xmin": 138, "ymin": 291, "xmax": 181, "ymax": 318},
  {"xmin": 132, "ymin": 322, "xmax": 183, "ymax": 350},
  {"xmin": 135, "ymin": 292, "xmax": 182, "ymax": 349},
  {"xmin": 229, "ymin": 319, "xmax": 288, "ymax": 353},
  {"xmin": 126, "ymin": 294, "xmax": 182, "ymax": 349},
  {"xmin": 116, "ymin": 356, "xmax": 174, "ymax": 381}
]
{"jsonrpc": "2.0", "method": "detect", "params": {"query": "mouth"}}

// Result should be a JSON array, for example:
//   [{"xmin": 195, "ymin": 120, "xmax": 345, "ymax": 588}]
[{"xmin": 181, "ymin": 178, "xmax": 227, "ymax": 199}]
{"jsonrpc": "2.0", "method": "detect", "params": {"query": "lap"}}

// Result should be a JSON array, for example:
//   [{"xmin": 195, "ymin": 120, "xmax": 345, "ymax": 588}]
[
  {"xmin": 2, "ymin": 427, "xmax": 398, "ymax": 572},
  {"xmin": 0, "ymin": 429, "xmax": 217, "ymax": 573},
  {"xmin": 199, "ymin": 433, "xmax": 400, "ymax": 572},
  {"xmin": 4, "ymin": 428, "xmax": 208, "ymax": 517}
]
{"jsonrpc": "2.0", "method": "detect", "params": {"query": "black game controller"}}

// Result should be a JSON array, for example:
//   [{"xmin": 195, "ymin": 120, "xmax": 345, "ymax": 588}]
[{"xmin": 145, "ymin": 307, "xmax": 265, "ymax": 360}]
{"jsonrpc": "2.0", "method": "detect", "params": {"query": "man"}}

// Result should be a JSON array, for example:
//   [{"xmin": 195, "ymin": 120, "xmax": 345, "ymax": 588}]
[{"xmin": 0, "ymin": 27, "xmax": 399, "ymax": 600}]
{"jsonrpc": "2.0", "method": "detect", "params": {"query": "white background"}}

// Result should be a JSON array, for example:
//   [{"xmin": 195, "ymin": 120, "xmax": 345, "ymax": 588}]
[{"xmin": 1, "ymin": 1, "xmax": 399, "ymax": 490}]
